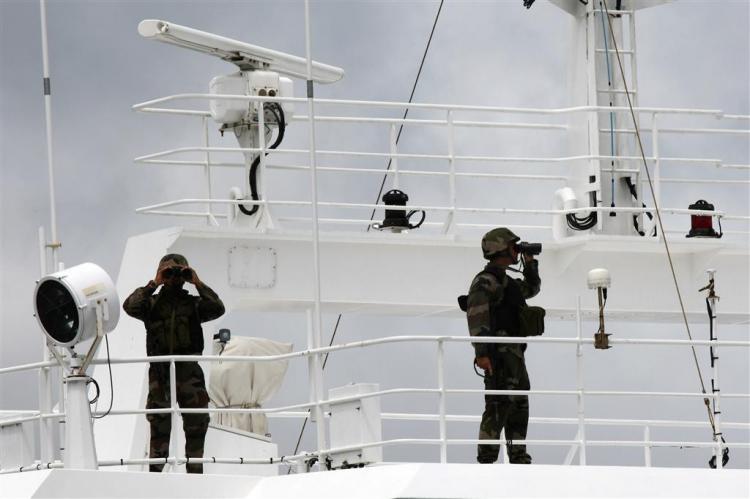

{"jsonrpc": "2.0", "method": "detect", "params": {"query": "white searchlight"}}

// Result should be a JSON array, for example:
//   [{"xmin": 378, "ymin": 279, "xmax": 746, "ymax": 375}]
[
  {"xmin": 33, "ymin": 262, "xmax": 119, "ymax": 470},
  {"xmin": 34, "ymin": 262, "xmax": 119, "ymax": 350}
]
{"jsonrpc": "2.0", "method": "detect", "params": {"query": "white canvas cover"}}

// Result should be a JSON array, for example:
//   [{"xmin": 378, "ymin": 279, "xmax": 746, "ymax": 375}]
[{"xmin": 208, "ymin": 337, "xmax": 293, "ymax": 436}]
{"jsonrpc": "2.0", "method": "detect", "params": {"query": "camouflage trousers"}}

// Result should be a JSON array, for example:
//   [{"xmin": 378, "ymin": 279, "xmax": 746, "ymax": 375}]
[
  {"xmin": 478, "ymin": 351, "xmax": 532, "ymax": 464},
  {"xmin": 146, "ymin": 361, "xmax": 210, "ymax": 473}
]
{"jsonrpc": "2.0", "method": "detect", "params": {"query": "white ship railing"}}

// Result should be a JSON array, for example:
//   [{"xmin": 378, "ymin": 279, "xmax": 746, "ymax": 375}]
[
  {"xmin": 130, "ymin": 94, "xmax": 750, "ymax": 237},
  {"xmin": 1, "ymin": 310, "xmax": 748, "ymax": 474}
]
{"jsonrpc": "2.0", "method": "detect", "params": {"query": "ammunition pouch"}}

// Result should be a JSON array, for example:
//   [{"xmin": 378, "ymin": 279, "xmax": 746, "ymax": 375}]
[
  {"xmin": 457, "ymin": 294, "xmax": 468, "ymax": 312},
  {"xmin": 519, "ymin": 305, "xmax": 546, "ymax": 337}
]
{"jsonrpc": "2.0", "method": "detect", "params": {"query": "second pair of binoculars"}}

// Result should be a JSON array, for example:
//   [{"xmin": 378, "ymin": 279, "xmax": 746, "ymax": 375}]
[
  {"xmin": 162, "ymin": 266, "xmax": 193, "ymax": 279},
  {"xmin": 515, "ymin": 241, "xmax": 542, "ymax": 256}
]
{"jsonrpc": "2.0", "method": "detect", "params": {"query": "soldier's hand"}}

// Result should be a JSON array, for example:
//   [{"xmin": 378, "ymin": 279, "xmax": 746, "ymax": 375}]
[
  {"xmin": 523, "ymin": 253, "xmax": 535, "ymax": 263},
  {"xmin": 185, "ymin": 267, "xmax": 202, "ymax": 286},
  {"xmin": 154, "ymin": 267, "xmax": 167, "ymax": 286},
  {"xmin": 476, "ymin": 356, "xmax": 493, "ymax": 376}
]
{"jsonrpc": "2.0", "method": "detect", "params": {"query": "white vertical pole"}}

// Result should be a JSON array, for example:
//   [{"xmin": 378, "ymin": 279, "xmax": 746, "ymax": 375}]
[
  {"xmin": 58, "ymin": 362, "xmax": 66, "ymax": 461},
  {"xmin": 651, "ymin": 112, "xmax": 660, "ymax": 237},
  {"xmin": 39, "ymin": 0, "xmax": 60, "ymax": 269},
  {"xmin": 304, "ymin": 0, "xmax": 328, "ymax": 462},
  {"xmin": 390, "ymin": 124, "xmax": 399, "ymax": 189},
  {"xmin": 202, "ymin": 117, "xmax": 217, "ymax": 226},
  {"xmin": 37, "ymin": 226, "xmax": 55, "ymax": 463},
  {"xmin": 576, "ymin": 295, "xmax": 586, "ymax": 465},
  {"xmin": 643, "ymin": 425, "xmax": 652, "ymax": 467},
  {"xmin": 169, "ymin": 360, "xmax": 178, "ymax": 472},
  {"xmin": 306, "ymin": 310, "xmax": 326, "ymax": 465},
  {"xmin": 586, "ymin": 0, "xmax": 603, "ymax": 232},
  {"xmin": 445, "ymin": 110, "xmax": 456, "ymax": 234},
  {"xmin": 437, "ymin": 339, "xmax": 447, "ymax": 463}
]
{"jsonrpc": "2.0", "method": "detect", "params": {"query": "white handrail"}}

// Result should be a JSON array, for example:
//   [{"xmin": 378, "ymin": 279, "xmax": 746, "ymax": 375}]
[
  {"xmin": 131, "ymin": 92, "xmax": 725, "ymax": 117},
  {"xmin": 4, "ymin": 321, "xmax": 746, "ymax": 472}
]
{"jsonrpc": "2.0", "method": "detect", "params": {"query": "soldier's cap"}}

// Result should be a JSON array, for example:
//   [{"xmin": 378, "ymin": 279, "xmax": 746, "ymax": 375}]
[
  {"xmin": 481, "ymin": 227, "xmax": 520, "ymax": 260},
  {"xmin": 159, "ymin": 253, "xmax": 189, "ymax": 267}
]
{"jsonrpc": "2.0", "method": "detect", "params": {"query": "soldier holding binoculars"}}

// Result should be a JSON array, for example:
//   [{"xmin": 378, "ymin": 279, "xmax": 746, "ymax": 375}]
[
  {"xmin": 123, "ymin": 253, "xmax": 225, "ymax": 473},
  {"xmin": 464, "ymin": 228, "xmax": 543, "ymax": 465}
]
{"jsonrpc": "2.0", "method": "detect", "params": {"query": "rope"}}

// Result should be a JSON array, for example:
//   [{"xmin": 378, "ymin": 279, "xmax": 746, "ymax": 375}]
[{"xmin": 599, "ymin": 0, "xmax": 717, "ymax": 435}]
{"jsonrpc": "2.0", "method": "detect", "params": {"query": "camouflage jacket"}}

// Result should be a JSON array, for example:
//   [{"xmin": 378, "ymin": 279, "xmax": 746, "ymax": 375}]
[
  {"xmin": 466, "ymin": 260, "xmax": 541, "ymax": 358},
  {"xmin": 123, "ymin": 283, "xmax": 225, "ymax": 356}
]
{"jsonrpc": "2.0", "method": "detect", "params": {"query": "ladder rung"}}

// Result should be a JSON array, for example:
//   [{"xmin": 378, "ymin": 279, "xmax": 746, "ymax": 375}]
[
  {"xmin": 596, "ymin": 49, "xmax": 634, "ymax": 55},
  {"xmin": 593, "ymin": 9, "xmax": 633, "ymax": 16},
  {"xmin": 597, "ymin": 88, "xmax": 637, "ymax": 94}
]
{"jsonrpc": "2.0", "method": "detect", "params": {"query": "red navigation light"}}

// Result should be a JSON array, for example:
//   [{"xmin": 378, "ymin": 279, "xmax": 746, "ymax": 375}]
[{"xmin": 687, "ymin": 200, "xmax": 722, "ymax": 238}]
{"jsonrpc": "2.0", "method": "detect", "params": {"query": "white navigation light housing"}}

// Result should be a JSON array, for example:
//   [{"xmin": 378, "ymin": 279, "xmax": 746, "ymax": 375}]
[
  {"xmin": 137, "ymin": 19, "xmax": 345, "ymax": 84},
  {"xmin": 34, "ymin": 263, "xmax": 119, "ymax": 348},
  {"xmin": 587, "ymin": 268, "xmax": 611, "ymax": 290}
]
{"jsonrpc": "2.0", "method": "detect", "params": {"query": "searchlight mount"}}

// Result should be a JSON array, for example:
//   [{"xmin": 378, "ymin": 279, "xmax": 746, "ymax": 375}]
[{"xmin": 33, "ymin": 263, "xmax": 120, "ymax": 470}]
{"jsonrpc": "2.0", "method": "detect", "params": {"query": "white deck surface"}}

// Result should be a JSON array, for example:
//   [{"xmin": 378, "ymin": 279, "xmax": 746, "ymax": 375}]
[{"xmin": 2, "ymin": 463, "xmax": 748, "ymax": 498}]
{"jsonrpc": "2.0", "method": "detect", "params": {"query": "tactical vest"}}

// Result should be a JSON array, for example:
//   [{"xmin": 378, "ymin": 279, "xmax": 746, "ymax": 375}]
[
  {"xmin": 481, "ymin": 267, "xmax": 526, "ymax": 338},
  {"xmin": 145, "ymin": 291, "xmax": 204, "ymax": 356}
]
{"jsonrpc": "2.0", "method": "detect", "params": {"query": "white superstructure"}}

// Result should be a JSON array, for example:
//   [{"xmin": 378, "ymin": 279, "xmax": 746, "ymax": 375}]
[{"xmin": 1, "ymin": 0, "xmax": 748, "ymax": 497}]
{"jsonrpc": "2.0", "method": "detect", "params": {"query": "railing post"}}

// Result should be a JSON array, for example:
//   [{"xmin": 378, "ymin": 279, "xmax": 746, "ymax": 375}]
[
  {"xmin": 643, "ymin": 425, "xmax": 652, "ymax": 467},
  {"xmin": 444, "ymin": 110, "xmax": 456, "ymax": 234},
  {"xmin": 576, "ymin": 295, "xmax": 587, "ymax": 465},
  {"xmin": 437, "ymin": 339, "xmax": 447, "ymax": 463},
  {"xmin": 306, "ymin": 309, "xmax": 327, "ymax": 468},
  {"xmin": 169, "ymin": 360, "xmax": 178, "ymax": 472},
  {"xmin": 202, "ymin": 117, "xmax": 217, "ymax": 227},
  {"xmin": 389, "ymin": 123, "xmax": 399, "ymax": 189},
  {"xmin": 651, "ymin": 112, "xmax": 660, "ymax": 237}
]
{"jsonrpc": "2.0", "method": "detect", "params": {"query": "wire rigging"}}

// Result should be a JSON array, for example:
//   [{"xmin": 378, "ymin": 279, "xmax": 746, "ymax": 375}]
[
  {"xmin": 599, "ymin": 0, "xmax": 720, "ymax": 445},
  {"xmin": 92, "ymin": 335, "xmax": 114, "ymax": 419},
  {"xmin": 288, "ymin": 1, "xmax": 446, "ymax": 470}
]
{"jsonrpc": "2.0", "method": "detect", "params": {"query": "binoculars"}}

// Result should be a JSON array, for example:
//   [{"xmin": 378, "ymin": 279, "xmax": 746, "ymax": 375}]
[
  {"xmin": 163, "ymin": 267, "xmax": 192, "ymax": 279},
  {"xmin": 516, "ymin": 242, "xmax": 542, "ymax": 256}
]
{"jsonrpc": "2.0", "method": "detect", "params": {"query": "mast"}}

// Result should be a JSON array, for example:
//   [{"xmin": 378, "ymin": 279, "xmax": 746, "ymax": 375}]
[{"xmin": 551, "ymin": 0, "xmax": 670, "ymax": 237}]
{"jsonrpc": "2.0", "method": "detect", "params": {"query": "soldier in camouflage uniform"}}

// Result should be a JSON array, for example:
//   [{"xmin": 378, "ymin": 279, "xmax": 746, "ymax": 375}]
[
  {"xmin": 466, "ymin": 228, "xmax": 541, "ymax": 464},
  {"xmin": 123, "ymin": 254, "xmax": 225, "ymax": 473}
]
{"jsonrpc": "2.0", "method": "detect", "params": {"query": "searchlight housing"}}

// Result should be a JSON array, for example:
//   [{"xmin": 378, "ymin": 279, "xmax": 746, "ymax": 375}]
[{"xmin": 34, "ymin": 262, "xmax": 119, "ymax": 349}]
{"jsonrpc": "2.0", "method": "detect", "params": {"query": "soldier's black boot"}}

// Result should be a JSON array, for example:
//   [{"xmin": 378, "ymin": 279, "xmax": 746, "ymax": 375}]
[{"xmin": 508, "ymin": 448, "xmax": 532, "ymax": 464}]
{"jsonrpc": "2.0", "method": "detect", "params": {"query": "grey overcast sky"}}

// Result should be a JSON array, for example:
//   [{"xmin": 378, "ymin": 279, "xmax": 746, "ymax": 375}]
[{"xmin": 1, "ymin": 0, "xmax": 748, "ymax": 468}]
